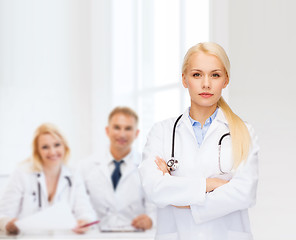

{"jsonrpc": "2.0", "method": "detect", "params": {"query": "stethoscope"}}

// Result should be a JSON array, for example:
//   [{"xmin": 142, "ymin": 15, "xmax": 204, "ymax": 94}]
[
  {"xmin": 167, "ymin": 114, "xmax": 231, "ymax": 174},
  {"xmin": 34, "ymin": 173, "xmax": 72, "ymax": 208}
]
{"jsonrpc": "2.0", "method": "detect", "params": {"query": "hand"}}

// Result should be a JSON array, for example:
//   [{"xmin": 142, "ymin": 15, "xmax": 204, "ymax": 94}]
[
  {"xmin": 6, "ymin": 218, "xmax": 19, "ymax": 235},
  {"xmin": 155, "ymin": 156, "xmax": 170, "ymax": 175},
  {"xmin": 131, "ymin": 214, "xmax": 152, "ymax": 230},
  {"xmin": 172, "ymin": 205, "xmax": 190, "ymax": 209},
  {"xmin": 206, "ymin": 178, "xmax": 229, "ymax": 192},
  {"xmin": 72, "ymin": 219, "xmax": 89, "ymax": 234}
]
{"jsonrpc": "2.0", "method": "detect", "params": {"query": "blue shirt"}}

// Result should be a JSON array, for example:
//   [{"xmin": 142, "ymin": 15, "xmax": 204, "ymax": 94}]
[{"xmin": 188, "ymin": 108, "xmax": 218, "ymax": 146}]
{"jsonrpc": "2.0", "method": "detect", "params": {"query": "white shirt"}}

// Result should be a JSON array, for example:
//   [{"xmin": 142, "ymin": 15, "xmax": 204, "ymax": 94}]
[{"xmin": 107, "ymin": 151, "xmax": 127, "ymax": 175}]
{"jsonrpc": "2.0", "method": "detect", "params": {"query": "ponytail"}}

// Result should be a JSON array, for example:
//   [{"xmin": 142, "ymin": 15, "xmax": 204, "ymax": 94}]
[
  {"xmin": 218, "ymin": 97, "xmax": 251, "ymax": 168},
  {"xmin": 182, "ymin": 42, "xmax": 251, "ymax": 168}
]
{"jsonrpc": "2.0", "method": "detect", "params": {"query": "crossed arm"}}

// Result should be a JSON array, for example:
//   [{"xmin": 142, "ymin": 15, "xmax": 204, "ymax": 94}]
[
  {"xmin": 154, "ymin": 156, "xmax": 229, "ymax": 209},
  {"xmin": 139, "ymin": 122, "xmax": 259, "ymax": 224}
]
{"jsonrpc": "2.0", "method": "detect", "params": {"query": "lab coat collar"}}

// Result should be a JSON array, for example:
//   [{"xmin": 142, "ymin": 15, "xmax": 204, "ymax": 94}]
[
  {"xmin": 35, "ymin": 164, "xmax": 72, "ymax": 203},
  {"xmin": 188, "ymin": 107, "xmax": 218, "ymax": 126},
  {"xmin": 90, "ymin": 151, "xmax": 114, "ymax": 188},
  {"xmin": 176, "ymin": 108, "xmax": 197, "ymax": 141},
  {"xmin": 92, "ymin": 147, "xmax": 134, "ymax": 164},
  {"xmin": 120, "ymin": 151, "xmax": 139, "ymax": 183},
  {"xmin": 106, "ymin": 149, "xmax": 139, "ymax": 182},
  {"xmin": 203, "ymin": 108, "xmax": 228, "ymax": 142},
  {"xmin": 107, "ymin": 148, "xmax": 134, "ymax": 166},
  {"xmin": 58, "ymin": 164, "xmax": 72, "ymax": 181},
  {"xmin": 54, "ymin": 165, "xmax": 72, "ymax": 200},
  {"xmin": 34, "ymin": 164, "xmax": 72, "ymax": 178},
  {"xmin": 176, "ymin": 107, "xmax": 229, "ymax": 145},
  {"xmin": 215, "ymin": 107, "xmax": 228, "ymax": 124},
  {"xmin": 90, "ymin": 149, "xmax": 138, "ymax": 187},
  {"xmin": 178, "ymin": 107, "xmax": 228, "ymax": 126}
]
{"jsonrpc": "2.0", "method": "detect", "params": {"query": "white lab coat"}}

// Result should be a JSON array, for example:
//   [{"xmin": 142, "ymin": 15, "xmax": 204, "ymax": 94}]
[
  {"xmin": 139, "ymin": 107, "xmax": 259, "ymax": 240},
  {"xmin": 81, "ymin": 150, "xmax": 156, "ymax": 229},
  {"xmin": 0, "ymin": 161, "xmax": 96, "ymax": 232}
]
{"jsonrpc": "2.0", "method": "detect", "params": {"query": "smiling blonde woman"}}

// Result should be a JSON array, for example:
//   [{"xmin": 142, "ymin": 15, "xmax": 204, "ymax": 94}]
[{"xmin": 0, "ymin": 123, "xmax": 96, "ymax": 235}]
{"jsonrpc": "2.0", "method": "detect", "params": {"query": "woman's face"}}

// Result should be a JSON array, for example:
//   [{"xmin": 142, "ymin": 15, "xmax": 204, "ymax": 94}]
[
  {"xmin": 37, "ymin": 133, "xmax": 65, "ymax": 168},
  {"xmin": 182, "ymin": 52, "xmax": 228, "ymax": 110}
]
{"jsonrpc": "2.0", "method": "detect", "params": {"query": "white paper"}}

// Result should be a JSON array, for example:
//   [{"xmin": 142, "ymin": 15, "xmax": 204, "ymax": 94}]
[{"xmin": 15, "ymin": 201, "xmax": 76, "ymax": 231}]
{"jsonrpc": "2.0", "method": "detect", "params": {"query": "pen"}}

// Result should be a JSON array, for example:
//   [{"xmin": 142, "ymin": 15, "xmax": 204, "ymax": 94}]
[{"xmin": 79, "ymin": 220, "xmax": 100, "ymax": 228}]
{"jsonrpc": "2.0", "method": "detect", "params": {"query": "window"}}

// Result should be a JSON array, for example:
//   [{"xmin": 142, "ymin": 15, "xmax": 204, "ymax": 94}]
[
  {"xmin": 111, "ymin": 0, "xmax": 210, "ymax": 149},
  {"xmin": 111, "ymin": 0, "xmax": 209, "ymax": 149},
  {"xmin": 0, "ymin": 0, "xmax": 209, "ymax": 174}
]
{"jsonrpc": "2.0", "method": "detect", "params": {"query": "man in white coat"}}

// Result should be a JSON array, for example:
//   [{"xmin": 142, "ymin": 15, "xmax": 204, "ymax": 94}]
[{"xmin": 81, "ymin": 107, "xmax": 155, "ymax": 231}]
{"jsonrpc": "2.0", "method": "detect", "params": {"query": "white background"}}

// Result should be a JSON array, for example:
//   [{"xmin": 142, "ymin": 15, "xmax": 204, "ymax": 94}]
[
  {"xmin": 0, "ymin": 0, "xmax": 295, "ymax": 239},
  {"xmin": 211, "ymin": 1, "xmax": 296, "ymax": 239}
]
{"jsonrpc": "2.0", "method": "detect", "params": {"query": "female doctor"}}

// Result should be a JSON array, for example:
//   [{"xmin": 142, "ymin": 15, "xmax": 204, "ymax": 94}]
[
  {"xmin": 0, "ymin": 123, "xmax": 96, "ymax": 235},
  {"xmin": 139, "ymin": 42, "xmax": 259, "ymax": 240}
]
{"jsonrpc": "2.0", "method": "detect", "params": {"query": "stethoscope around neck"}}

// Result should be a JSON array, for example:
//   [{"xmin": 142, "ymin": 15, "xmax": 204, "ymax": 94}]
[
  {"xmin": 167, "ymin": 114, "xmax": 231, "ymax": 174},
  {"xmin": 34, "ymin": 173, "xmax": 72, "ymax": 208}
]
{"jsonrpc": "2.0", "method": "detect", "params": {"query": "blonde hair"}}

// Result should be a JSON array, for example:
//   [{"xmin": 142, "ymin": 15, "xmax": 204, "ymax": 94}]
[
  {"xmin": 31, "ymin": 123, "xmax": 70, "ymax": 171},
  {"xmin": 108, "ymin": 106, "xmax": 139, "ymax": 124},
  {"xmin": 182, "ymin": 42, "xmax": 250, "ymax": 168}
]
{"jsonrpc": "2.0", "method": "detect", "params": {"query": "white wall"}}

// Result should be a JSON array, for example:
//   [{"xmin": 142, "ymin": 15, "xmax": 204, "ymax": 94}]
[
  {"xmin": 0, "ymin": 0, "xmax": 93, "ymax": 173},
  {"xmin": 90, "ymin": 0, "xmax": 112, "ymax": 153},
  {"xmin": 211, "ymin": 0, "xmax": 296, "ymax": 239}
]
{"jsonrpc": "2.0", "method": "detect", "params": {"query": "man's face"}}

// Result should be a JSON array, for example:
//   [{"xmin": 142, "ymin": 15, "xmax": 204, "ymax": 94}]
[{"xmin": 106, "ymin": 113, "xmax": 139, "ymax": 152}]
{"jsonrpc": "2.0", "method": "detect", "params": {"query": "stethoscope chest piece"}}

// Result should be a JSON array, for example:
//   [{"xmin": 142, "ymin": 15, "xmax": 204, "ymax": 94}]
[{"xmin": 167, "ymin": 158, "xmax": 179, "ymax": 172}]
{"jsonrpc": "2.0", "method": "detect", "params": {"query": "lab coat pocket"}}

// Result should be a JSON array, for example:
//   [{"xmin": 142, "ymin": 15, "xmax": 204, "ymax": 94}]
[
  {"xmin": 227, "ymin": 230, "xmax": 253, "ymax": 240},
  {"xmin": 155, "ymin": 232, "xmax": 178, "ymax": 240}
]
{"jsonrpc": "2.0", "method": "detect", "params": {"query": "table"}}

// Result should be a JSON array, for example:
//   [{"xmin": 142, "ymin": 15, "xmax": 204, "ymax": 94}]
[{"xmin": 0, "ymin": 229, "xmax": 155, "ymax": 240}]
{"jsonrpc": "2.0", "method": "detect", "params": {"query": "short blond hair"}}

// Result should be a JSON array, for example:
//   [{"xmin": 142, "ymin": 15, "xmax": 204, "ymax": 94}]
[
  {"xmin": 108, "ymin": 106, "xmax": 138, "ymax": 124},
  {"xmin": 31, "ymin": 123, "xmax": 70, "ymax": 171}
]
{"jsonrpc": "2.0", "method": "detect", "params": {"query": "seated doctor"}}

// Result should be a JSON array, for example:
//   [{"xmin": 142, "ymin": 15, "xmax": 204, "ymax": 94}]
[
  {"xmin": 81, "ymin": 107, "xmax": 155, "ymax": 231},
  {"xmin": 139, "ymin": 42, "xmax": 259, "ymax": 240},
  {"xmin": 0, "ymin": 123, "xmax": 96, "ymax": 235}
]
